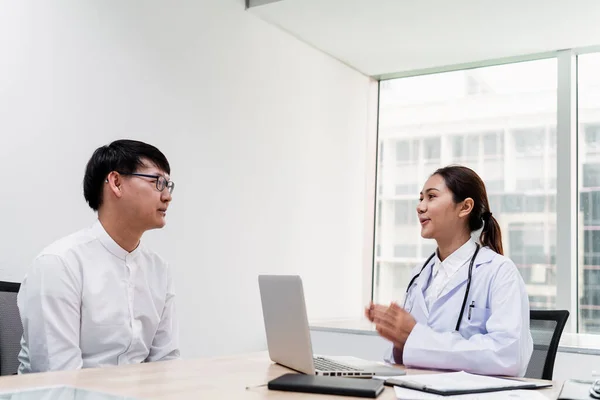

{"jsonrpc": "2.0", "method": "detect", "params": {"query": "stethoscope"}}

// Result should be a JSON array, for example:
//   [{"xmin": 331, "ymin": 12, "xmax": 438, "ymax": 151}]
[{"xmin": 403, "ymin": 243, "xmax": 481, "ymax": 332}]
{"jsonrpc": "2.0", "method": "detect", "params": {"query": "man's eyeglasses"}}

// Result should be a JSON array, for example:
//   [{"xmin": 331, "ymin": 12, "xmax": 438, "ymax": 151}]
[{"xmin": 118, "ymin": 173, "xmax": 175, "ymax": 194}]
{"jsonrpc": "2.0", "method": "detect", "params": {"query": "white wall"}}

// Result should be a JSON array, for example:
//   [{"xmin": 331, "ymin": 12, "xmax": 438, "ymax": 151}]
[{"xmin": 0, "ymin": 0, "xmax": 376, "ymax": 358}]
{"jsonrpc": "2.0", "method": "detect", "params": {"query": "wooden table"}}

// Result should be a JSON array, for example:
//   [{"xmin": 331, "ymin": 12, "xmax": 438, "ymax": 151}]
[{"xmin": 0, "ymin": 352, "xmax": 562, "ymax": 399}]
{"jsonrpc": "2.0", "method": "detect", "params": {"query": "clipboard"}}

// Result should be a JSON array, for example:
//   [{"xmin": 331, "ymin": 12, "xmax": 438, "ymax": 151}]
[
  {"xmin": 384, "ymin": 372, "xmax": 552, "ymax": 396},
  {"xmin": 558, "ymin": 379, "xmax": 597, "ymax": 400}
]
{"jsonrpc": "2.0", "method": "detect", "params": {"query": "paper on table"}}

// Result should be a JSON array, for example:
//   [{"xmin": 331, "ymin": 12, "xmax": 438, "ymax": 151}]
[
  {"xmin": 387, "ymin": 371, "xmax": 537, "ymax": 391},
  {"xmin": 394, "ymin": 387, "xmax": 549, "ymax": 400}
]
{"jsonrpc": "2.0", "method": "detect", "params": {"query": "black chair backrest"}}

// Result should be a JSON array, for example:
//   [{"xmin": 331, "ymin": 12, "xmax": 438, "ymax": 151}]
[
  {"xmin": 0, "ymin": 281, "xmax": 22, "ymax": 376},
  {"xmin": 525, "ymin": 309, "xmax": 569, "ymax": 380}
]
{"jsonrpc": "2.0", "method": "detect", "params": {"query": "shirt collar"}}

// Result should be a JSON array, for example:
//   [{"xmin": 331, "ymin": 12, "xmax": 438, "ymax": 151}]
[
  {"xmin": 91, "ymin": 220, "xmax": 141, "ymax": 261},
  {"xmin": 433, "ymin": 238, "xmax": 477, "ymax": 277}
]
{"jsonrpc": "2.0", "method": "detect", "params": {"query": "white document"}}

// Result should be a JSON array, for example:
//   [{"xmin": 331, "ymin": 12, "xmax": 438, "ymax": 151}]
[
  {"xmin": 394, "ymin": 387, "xmax": 549, "ymax": 400},
  {"xmin": 386, "ymin": 371, "xmax": 541, "ymax": 392}
]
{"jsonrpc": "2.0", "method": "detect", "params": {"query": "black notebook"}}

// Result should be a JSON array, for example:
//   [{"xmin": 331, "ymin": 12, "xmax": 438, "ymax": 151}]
[{"xmin": 268, "ymin": 373, "xmax": 385, "ymax": 398}]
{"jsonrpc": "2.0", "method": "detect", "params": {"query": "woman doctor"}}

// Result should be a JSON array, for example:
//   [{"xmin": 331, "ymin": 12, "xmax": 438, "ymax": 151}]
[{"xmin": 366, "ymin": 165, "xmax": 533, "ymax": 377}]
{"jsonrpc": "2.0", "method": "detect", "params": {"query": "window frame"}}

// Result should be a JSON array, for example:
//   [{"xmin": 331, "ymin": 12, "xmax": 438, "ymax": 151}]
[{"xmin": 367, "ymin": 46, "xmax": 600, "ymax": 334}]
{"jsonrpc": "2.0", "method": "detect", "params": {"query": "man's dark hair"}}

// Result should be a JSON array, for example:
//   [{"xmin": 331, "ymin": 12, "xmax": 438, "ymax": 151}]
[{"xmin": 83, "ymin": 139, "xmax": 171, "ymax": 211}]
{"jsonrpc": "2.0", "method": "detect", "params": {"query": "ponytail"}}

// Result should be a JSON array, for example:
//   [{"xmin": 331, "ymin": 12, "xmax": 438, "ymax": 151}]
[
  {"xmin": 480, "ymin": 213, "xmax": 503, "ymax": 255},
  {"xmin": 432, "ymin": 165, "xmax": 504, "ymax": 255}
]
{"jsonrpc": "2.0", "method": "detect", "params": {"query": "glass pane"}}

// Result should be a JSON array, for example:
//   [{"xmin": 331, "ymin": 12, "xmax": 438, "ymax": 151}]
[
  {"xmin": 374, "ymin": 59, "xmax": 557, "ymax": 307},
  {"xmin": 396, "ymin": 140, "xmax": 410, "ymax": 162},
  {"xmin": 452, "ymin": 136, "xmax": 464, "ymax": 158},
  {"xmin": 513, "ymin": 128, "xmax": 545, "ymax": 155},
  {"xmin": 583, "ymin": 163, "xmax": 600, "ymax": 188},
  {"xmin": 423, "ymin": 138, "xmax": 441, "ymax": 160},
  {"xmin": 584, "ymin": 124, "xmax": 600, "ymax": 148},
  {"xmin": 515, "ymin": 156, "xmax": 544, "ymax": 191},
  {"xmin": 395, "ymin": 183, "xmax": 419, "ymax": 195},
  {"xmin": 578, "ymin": 53, "xmax": 600, "ymax": 333},
  {"xmin": 394, "ymin": 245, "xmax": 417, "ymax": 258},
  {"xmin": 466, "ymin": 135, "xmax": 479, "ymax": 158},
  {"xmin": 483, "ymin": 132, "xmax": 503, "ymax": 156}
]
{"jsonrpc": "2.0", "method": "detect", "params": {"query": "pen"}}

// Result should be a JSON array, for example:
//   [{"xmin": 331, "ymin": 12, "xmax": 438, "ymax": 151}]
[
  {"xmin": 468, "ymin": 301, "xmax": 475, "ymax": 320},
  {"xmin": 395, "ymin": 380, "xmax": 428, "ymax": 391}
]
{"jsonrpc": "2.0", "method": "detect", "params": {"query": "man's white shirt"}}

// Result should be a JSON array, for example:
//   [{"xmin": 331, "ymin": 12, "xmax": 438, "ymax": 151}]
[{"xmin": 18, "ymin": 220, "xmax": 180, "ymax": 373}]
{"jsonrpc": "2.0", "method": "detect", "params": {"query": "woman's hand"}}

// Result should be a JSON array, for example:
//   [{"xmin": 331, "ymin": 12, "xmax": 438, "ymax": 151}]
[
  {"xmin": 364, "ymin": 302, "xmax": 388, "ymax": 322},
  {"xmin": 367, "ymin": 302, "xmax": 417, "ymax": 350}
]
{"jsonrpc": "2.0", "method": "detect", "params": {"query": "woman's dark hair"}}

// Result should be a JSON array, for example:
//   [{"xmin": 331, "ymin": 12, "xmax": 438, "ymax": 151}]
[
  {"xmin": 432, "ymin": 165, "xmax": 503, "ymax": 255},
  {"xmin": 83, "ymin": 139, "xmax": 170, "ymax": 211}
]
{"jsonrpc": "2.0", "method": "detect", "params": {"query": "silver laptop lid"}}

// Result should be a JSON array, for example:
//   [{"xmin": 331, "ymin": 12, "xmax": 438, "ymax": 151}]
[{"xmin": 258, "ymin": 275, "xmax": 316, "ymax": 375}]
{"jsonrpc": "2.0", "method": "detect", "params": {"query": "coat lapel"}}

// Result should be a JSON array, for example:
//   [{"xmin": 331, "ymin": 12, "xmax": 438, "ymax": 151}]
[{"xmin": 408, "ymin": 262, "xmax": 432, "ymax": 321}]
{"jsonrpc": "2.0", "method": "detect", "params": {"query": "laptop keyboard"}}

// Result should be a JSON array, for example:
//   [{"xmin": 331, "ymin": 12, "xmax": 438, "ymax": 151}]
[{"xmin": 313, "ymin": 356, "xmax": 362, "ymax": 372}]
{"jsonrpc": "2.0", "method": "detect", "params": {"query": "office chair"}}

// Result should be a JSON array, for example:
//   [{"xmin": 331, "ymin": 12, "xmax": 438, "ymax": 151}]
[
  {"xmin": 525, "ymin": 309, "xmax": 569, "ymax": 381},
  {"xmin": 0, "ymin": 281, "xmax": 22, "ymax": 375}
]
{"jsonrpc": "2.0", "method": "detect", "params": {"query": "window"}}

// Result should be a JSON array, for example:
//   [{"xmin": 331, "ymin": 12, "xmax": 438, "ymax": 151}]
[
  {"xmin": 395, "ymin": 184, "xmax": 419, "ymax": 195},
  {"xmin": 579, "ymin": 53, "xmax": 600, "ymax": 333},
  {"xmin": 583, "ymin": 164, "xmax": 600, "ymax": 188},
  {"xmin": 516, "ymin": 179, "xmax": 544, "ymax": 191},
  {"xmin": 488, "ymin": 194, "xmax": 502, "ymax": 214},
  {"xmin": 374, "ymin": 59, "xmax": 557, "ymax": 307},
  {"xmin": 393, "ymin": 245, "xmax": 417, "ymax": 258},
  {"xmin": 371, "ymin": 51, "xmax": 600, "ymax": 335},
  {"xmin": 507, "ymin": 221, "xmax": 555, "ymax": 310},
  {"xmin": 508, "ymin": 223, "xmax": 549, "ymax": 266},
  {"xmin": 451, "ymin": 134, "xmax": 479, "ymax": 161},
  {"xmin": 485, "ymin": 180, "xmax": 504, "ymax": 193},
  {"xmin": 549, "ymin": 127, "xmax": 557, "ymax": 152},
  {"xmin": 465, "ymin": 135, "xmax": 479, "ymax": 158},
  {"xmin": 423, "ymin": 138, "xmax": 441, "ymax": 161},
  {"xmin": 583, "ymin": 230, "xmax": 600, "ymax": 266},
  {"xmin": 396, "ymin": 140, "xmax": 410, "ymax": 162},
  {"xmin": 513, "ymin": 128, "xmax": 545, "ymax": 155},
  {"xmin": 422, "ymin": 242, "xmax": 437, "ymax": 257},
  {"xmin": 396, "ymin": 139, "xmax": 420, "ymax": 163},
  {"xmin": 502, "ymin": 195, "xmax": 523, "ymax": 213},
  {"xmin": 452, "ymin": 136, "xmax": 464, "ymax": 159},
  {"xmin": 394, "ymin": 200, "xmax": 417, "ymax": 225},
  {"xmin": 548, "ymin": 196, "xmax": 556, "ymax": 212},
  {"xmin": 524, "ymin": 195, "xmax": 546, "ymax": 213},
  {"xmin": 580, "ymin": 191, "xmax": 600, "ymax": 226},
  {"xmin": 483, "ymin": 132, "xmax": 503, "ymax": 156},
  {"xmin": 514, "ymin": 151, "xmax": 545, "ymax": 191},
  {"xmin": 584, "ymin": 124, "xmax": 600, "ymax": 153},
  {"xmin": 412, "ymin": 139, "xmax": 421, "ymax": 161}
]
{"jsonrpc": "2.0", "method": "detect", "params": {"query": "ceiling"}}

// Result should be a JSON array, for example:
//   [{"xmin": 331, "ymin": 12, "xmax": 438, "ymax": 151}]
[{"xmin": 249, "ymin": 0, "xmax": 600, "ymax": 77}]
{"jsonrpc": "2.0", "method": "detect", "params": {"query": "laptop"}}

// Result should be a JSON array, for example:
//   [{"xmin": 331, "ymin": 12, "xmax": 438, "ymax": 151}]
[{"xmin": 258, "ymin": 274, "xmax": 406, "ymax": 378}]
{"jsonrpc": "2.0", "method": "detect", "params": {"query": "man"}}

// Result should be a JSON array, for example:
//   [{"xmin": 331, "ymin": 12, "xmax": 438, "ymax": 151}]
[{"xmin": 18, "ymin": 139, "xmax": 180, "ymax": 373}]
